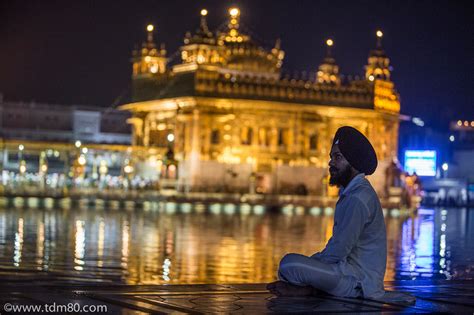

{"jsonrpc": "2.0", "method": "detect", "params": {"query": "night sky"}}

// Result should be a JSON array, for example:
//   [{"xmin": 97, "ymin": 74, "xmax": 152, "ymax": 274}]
[{"xmin": 1, "ymin": 0, "xmax": 472, "ymax": 129}]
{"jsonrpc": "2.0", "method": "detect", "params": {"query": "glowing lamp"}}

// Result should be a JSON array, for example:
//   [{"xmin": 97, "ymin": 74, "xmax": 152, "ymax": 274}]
[
  {"xmin": 78, "ymin": 155, "xmax": 86, "ymax": 166},
  {"xmin": 200, "ymin": 9, "xmax": 208, "ymax": 16},
  {"xmin": 229, "ymin": 7, "xmax": 240, "ymax": 17},
  {"xmin": 147, "ymin": 24, "xmax": 154, "ymax": 32},
  {"xmin": 41, "ymin": 164, "xmax": 48, "ymax": 173},
  {"xmin": 376, "ymin": 30, "xmax": 383, "ymax": 38},
  {"xmin": 326, "ymin": 39, "xmax": 333, "ymax": 46},
  {"xmin": 124, "ymin": 165, "xmax": 134, "ymax": 174}
]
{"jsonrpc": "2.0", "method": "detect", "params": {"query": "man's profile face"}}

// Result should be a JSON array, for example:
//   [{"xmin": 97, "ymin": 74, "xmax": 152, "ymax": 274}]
[{"xmin": 328, "ymin": 144, "xmax": 353, "ymax": 187}]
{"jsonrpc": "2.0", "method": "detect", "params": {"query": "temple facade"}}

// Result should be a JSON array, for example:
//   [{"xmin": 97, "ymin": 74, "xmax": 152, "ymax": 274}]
[{"xmin": 120, "ymin": 8, "xmax": 400, "ymax": 196}]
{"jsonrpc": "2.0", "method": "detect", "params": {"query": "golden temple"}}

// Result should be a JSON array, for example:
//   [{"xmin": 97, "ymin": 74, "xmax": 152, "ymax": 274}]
[{"xmin": 120, "ymin": 8, "xmax": 400, "ymax": 196}]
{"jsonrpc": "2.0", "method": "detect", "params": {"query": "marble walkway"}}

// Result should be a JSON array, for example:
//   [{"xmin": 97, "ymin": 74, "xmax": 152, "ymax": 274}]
[{"xmin": 1, "ymin": 272, "xmax": 473, "ymax": 314}]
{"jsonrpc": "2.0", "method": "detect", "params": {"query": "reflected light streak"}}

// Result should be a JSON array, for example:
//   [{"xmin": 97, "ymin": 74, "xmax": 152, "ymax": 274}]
[
  {"xmin": 13, "ymin": 218, "xmax": 24, "ymax": 267},
  {"xmin": 97, "ymin": 220, "xmax": 105, "ymax": 267},
  {"xmin": 74, "ymin": 220, "xmax": 85, "ymax": 270},
  {"xmin": 414, "ymin": 214, "xmax": 434, "ymax": 277},
  {"xmin": 121, "ymin": 220, "xmax": 130, "ymax": 268},
  {"xmin": 0, "ymin": 212, "xmax": 5, "ymax": 252},
  {"xmin": 162, "ymin": 258, "xmax": 171, "ymax": 281},
  {"xmin": 36, "ymin": 222, "xmax": 45, "ymax": 268}
]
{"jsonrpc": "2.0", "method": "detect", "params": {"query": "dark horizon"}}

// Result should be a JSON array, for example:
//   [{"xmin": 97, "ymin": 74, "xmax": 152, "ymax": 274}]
[{"xmin": 1, "ymin": 0, "xmax": 472, "ymax": 129}]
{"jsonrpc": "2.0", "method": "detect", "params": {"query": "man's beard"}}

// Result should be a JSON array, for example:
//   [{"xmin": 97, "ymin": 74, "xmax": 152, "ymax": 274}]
[{"xmin": 329, "ymin": 164, "xmax": 353, "ymax": 187}]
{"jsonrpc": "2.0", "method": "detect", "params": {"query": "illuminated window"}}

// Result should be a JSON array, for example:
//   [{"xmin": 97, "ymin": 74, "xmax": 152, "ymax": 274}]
[
  {"xmin": 241, "ymin": 127, "xmax": 253, "ymax": 145},
  {"xmin": 211, "ymin": 129, "xmax": 220, "ymax": 145},
  {"xmin": 258, "ymin": 128, "xmax": 269, "ymax": 146},
  {"xmin": 309, "ymin": 134, "xmax": 318, "ymax": 150},
  {"xmin": 278, "ymin": 128, "xmax": 288, "ymax": 147}
]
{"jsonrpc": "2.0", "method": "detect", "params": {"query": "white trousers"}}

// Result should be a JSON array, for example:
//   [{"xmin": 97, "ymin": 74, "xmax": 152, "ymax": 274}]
[{"xmin": 278, "ymin": 253, "xmax": 362, "ymax": 297}]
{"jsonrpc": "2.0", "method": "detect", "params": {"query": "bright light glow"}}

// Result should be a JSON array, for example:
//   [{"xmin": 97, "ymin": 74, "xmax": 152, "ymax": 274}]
[
  {"xmin": 19, "ymin": 164, "xmax": 26, "ymax": 174},
  {"xmin": 75, "ymin": 140, "xmax": 81, "ymax": 148},
  {"xmin": 167, "ymin": 133, "xmax": 175, "ymax": 142},
  {"xmin": 404, "ymin": 150, "xmax": 437, "ymax": 176},
  {"xmin": 442, "ymin": 163, "xmax": 448, "ymax": 171},
  {"xmin": 471, "ymin": 121, "xmax": 474, "ymax": 127},
  {"xmin": 200, "ymin": 9, "xmax": 208, "ymax": 16},
  {"xmin": 18, "ymin": 144, "xmax": 24, "ymax": 151},
  {"xmin": 412, "ymin": 117, "xmax": 425, "ymax": 127},
  {"xmin": 449, "ymin": 135, "xmax": 455, "ymax": 142},
  {"xmin": 74, "ymin": 220, "xmax": 85, "ymax": 270},
  {"xmin": 150, "ymin": 64, "xmax": 158, "ymax": 73},
  {"xmin": 368, "ymin": 75, "xmax": 375, "ymax": 81},
  {"xmin": 124, "ymin": 165, "xmax": 134, "ymax": 174},
  {"xmin": 144, "ymin": 56, "xmax": 151, "ymax": 62},
  {"xmin": 464, "ymin": 121, "xmax": 469, "ymax": 126},
  {"xmin": 81, "ymin": 147, "xmax": 88, "ymax": 154},
  {"xmin": 376, "ymin": 30, "xmax": 383, "ymax": 37},
  {"xmin": 157, "ymin": 123, "xmax": 166, "ymax": 130},
  {"xmin": 457, "ymin": 120, "xmax": 462, "ymax": 126},
  {"xmin": 99, "ymin": 164, "xmax": 108, "ymax": 175},
  {"xmin": 229, "ymin": 7, "xmax": 240, "ymax": 17},
  {"xmin": 40, "ymin": 164, "xmax": 48, "ymax": 173},
  {"xmin": 78, "ymin": 155, "xmax": 86, "ymax": 166},
  {"xmin": 147, "ymin": 24, "xmax": 154, "ymax": 32},
  {"xmin": 196, "ymin": 55, "xmax": 205, "ymax": 64},
  {"xmin": 326, "ymin": 39, "xmax": 333, "ymax": 46}
]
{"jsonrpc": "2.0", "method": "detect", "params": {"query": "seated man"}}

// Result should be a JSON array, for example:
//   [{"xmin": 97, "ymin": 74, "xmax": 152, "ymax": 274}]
[{"xmin": 268, "ymin": 126, "xmax": 386, "ymax": 299}]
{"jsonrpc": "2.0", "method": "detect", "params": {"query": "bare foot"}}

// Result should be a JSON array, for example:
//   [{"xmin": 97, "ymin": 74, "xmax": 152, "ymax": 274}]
[{"xmin": 266, "ymin": 281, "xmax": 314, "ymax": 297}]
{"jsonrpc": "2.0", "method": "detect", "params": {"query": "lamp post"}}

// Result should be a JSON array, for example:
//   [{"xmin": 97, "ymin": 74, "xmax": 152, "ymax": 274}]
[
  {"xmin": 18, "ymin": 144, "xmax": 26, "ymax": 186},
  {"xmin": 123, "ymin": 162, "xmax": 134, "ymax": 190},
  {"xmin": 39, "ymin": 151, "xmax": 48, "ymax": 190},
  {"xmin": 442, "ymin": 163, "xmax": 449, "ymax": 179}
]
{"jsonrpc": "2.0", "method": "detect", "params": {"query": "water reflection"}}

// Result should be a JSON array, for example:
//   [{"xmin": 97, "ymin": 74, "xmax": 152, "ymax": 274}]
[{"xmin": 0, "ymin": 202, "xmax": 472, "ymax": 284}]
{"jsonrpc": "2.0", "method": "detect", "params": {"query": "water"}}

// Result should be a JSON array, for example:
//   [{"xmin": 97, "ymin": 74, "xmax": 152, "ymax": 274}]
[{"xmin": 0, "ymin": 200, "xmax": 473, "ymax": 284}]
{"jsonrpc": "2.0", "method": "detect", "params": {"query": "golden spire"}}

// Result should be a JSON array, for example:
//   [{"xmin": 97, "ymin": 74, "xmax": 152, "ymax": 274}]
[
  {"xmin": 228, "ymin": 7, "xmax": 240, "ymax": 31},
  {"xmin": 326, "ymin": 38, "xmax": 334, "ymax": 57},
  {"xmin": 376, "ymin": 29, "xmax": 383, "ymax": 48},
  {"xmin": 200, "ymin": 9, "xmax": 209, "ymax": 33},
  {"xmin": 146, "ymin": 24, "xmax": 154, "ymax": 43},
  {"xmin": 275, "ymin": 38, "xmax": 281, "ymax": 50}
]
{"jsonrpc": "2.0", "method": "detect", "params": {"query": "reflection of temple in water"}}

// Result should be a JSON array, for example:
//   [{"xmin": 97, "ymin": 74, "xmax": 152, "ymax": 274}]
[
  {"xmin": 120, "ymin": 8, "xmax": 400, "ymax": 196},
  {"xmin": 2, "ymin": 204, "xmax": 473, "ymax": 284}
]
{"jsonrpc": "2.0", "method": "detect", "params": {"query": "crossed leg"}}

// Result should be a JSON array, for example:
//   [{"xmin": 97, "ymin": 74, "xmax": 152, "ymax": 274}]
[{"xmin": 268, "ymin": 253, "xmax": 359, "ymax": 297}]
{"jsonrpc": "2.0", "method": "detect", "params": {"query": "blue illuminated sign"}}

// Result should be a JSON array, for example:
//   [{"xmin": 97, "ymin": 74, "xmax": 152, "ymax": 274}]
[{"xmin": 404, "ymin": 150, "xmax": 437, "ymax": 176}]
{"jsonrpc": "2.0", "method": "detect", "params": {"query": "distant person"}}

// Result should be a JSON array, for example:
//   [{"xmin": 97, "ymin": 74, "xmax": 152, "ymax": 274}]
[{"xmin": 268, "ymin": 126, "xmax": 397, "ymax": 301}]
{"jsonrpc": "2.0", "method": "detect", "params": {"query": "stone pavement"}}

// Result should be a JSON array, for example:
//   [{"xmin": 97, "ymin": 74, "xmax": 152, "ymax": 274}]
[{"xmin": 1, "ymin": 273, "xmax": 474, "ymax": 314}]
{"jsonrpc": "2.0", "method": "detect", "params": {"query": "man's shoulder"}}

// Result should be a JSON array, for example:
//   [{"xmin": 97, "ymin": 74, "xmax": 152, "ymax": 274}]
[{"xmin": 348, "ymin": 179, "xmax": 379, "ymax": 204}]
